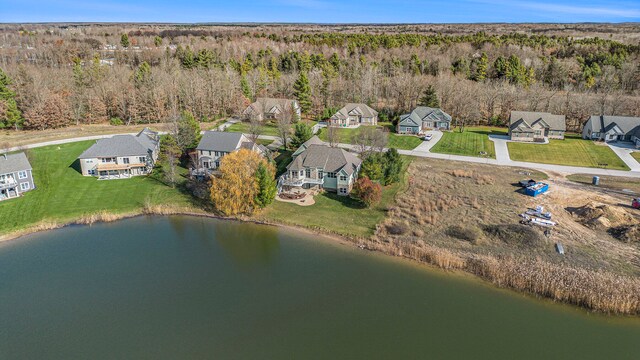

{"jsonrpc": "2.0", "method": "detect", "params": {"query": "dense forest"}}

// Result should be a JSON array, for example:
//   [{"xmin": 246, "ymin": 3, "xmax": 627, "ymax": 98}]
[{"xmin": 0, "ymin": 23, "xmax": 639, "ymax": 131}]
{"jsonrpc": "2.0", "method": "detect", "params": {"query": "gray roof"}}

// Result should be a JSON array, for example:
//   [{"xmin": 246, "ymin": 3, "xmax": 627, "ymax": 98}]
[
  {"xmin": 0, "ymin": 152, "xmax": 32, "ymax": 174},
  {"xmin": 197, "ymin": 131, "xmax": 248, "ymax": 153},
  {"xmin": 399, "ymin": 107, "xmax": 452, "ymax": 126},
  {"xmin": 292, "ymin": 135, "xmax": 326, "ymax": 157},
  {"xmin": 587, "ymin": 115, "xmax": 640, "ymax": 136},
  {"xmin": 287, "ymin": 144, "xmax": 361, "ymax": 175},
  {"xmin": 332, "ymin": 103, "xmax": 378, "ymax": 120},
  {"xmin": 244, "ymin": 98, "xmax": 299, "ymax": 115},
  {"xmin": 509, "ymin": 111, "xmax": 566, "ymax": 132},
  {"xmin": 78, "ymin": 128, "xmax": 159, "ymax": 159}
]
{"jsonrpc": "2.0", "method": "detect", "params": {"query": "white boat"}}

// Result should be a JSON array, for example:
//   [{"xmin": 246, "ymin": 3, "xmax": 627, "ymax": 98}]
[{"xmin": 529, "ymin": 218, "xmax": 556, "ymax": 227}]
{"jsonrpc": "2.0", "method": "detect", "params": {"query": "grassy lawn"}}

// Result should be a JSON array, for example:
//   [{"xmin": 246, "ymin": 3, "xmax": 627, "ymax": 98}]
[
  {"xmin": 507, "ymin": 134, "xmax": 630, "ymax": 170},
  {"xmin": 273, "ymin": 149, "xmax": 293, "ymax": 176},
  {"xmin": 256, "ymin": 138, "xmax": 274, "ymax": 146},
  {"xmin": 317, "ymin": 126, "xmax": 422, "ymax": 150},
  {"xmin": 257, "ymin": 157, "xmax": 410, "ymax": 238},
  {"xmin": 430, "ymin": 126, "xmax": 504, "ymax": 158},
  {"xmin": 0, "ymin": 141, "xmax": 193, "ymax": 234},
  {"xmin": 632, "ymin": 151, "xmax": 640, "ymax": 163},
  {"xmin": 226, "ymin": 122, "xmax": 280, "ymax": 137},
  {"xmin": 566, "ymin": 174, "xmax": 640, "ymax": 195}
]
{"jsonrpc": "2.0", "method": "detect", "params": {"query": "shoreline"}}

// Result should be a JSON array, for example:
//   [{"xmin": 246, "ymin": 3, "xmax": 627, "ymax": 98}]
[{"xmin": 1, "ymin": 209, "xmax": 639, "ymax": 316}]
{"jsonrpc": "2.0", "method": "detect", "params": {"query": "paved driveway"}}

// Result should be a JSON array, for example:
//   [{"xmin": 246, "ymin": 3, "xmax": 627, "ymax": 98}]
[
  {"xmin": 412, "ymin": 130, "xmax": 443, "ymax": 153},
  {"xmin": 488, "ymin": 134, "xmax": 511, "ymax": 163},
  {"xmin": 606, "ymin": 142, "xmax": 640, "ymax": 172}
]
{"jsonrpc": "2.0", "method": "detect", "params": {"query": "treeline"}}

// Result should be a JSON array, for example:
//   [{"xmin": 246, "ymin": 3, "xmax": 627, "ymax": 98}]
[{"xmin": 0, "ymin": 25, "xmax": 639, "ymax": 131}]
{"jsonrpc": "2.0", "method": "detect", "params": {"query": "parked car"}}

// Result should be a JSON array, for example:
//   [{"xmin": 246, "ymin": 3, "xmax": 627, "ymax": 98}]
[
  {"xmin": 632, "ymin": 198, "xmax": 640, "ymax": 209},
  {"xmin": 423, "ymin": 134, "xmax": 433, "ymax": 141}
]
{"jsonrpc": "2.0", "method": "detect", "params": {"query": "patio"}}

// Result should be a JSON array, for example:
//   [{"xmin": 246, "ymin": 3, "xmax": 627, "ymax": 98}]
[{"xmin": 276, "ymin": 188, "xmax": 318, "ymax": 206}]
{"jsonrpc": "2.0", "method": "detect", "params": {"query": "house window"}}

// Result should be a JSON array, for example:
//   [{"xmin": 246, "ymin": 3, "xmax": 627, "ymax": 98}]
[
  {"xmin": 101, "ymin": 158, "xmax": 113, "ymax": 163},
  {"xmin": 123, "ymin": 157, "xmax": 130, "ymax": 164},
  {"xmin": 18, "ymin": 171, "xmax": 27, "ymax": 179},
  {"xmin": 535, "ymin": 130, "xmax": 542, "ymax": 136},
  {"xmin": 20, "ymin": 182, "xmax": 30, "ymax": 191},
  {"xmin": 203, "ymin": 161, "xmax": 210, "ymax": 169},
  {"xmin": 215, "ymin": 161, "xmax": 220, "ymax": 168},
  {"xmin": 306, "ymin": 169, "xmax": 311, "ymax": 178},
  {"xmin": 318, "ymin": 170, "xmax": 324, "ymax": 179},
  {"xmin": 139, "ymin": 157, "xmax": 146, "ymax": 163},
  {"xmin": 327, "ymin": 172, "xmax": 336, "ymax": 178},
  {"xmin": 339, "ymin": 175, "xmax": 347, "ymax": 181},
  {"xmin": 339, "ymin": 188, "xmax": 347, "ymax": 195},
  {"xmin": 215, "ymin": 151, "xmax": 220, "ymax": 157}
]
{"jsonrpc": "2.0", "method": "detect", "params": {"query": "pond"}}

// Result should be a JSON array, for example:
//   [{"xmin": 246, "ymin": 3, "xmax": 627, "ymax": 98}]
[{"xmin": 1, "ymin": 216, "xmax": 639, "ymax": 359}]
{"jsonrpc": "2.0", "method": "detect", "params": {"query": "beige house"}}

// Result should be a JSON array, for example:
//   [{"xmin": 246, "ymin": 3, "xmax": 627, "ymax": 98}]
[
  {"xmin": 508, "ymin": 111, "xmax": 566, "ymax": 142},
  {"xmin": 242, "ymin": 98, "xmax": 301, "ymax": 122},
  {"xmin": 328, "ymin": 103, "xmax": 378, "ymax": 128},
  {"xmin": 279, "ymin": 136, "xmax": 361, "ymax": 196},
  {"xmin": 77, "ymin": 128, "xmax": 160, "ymax": 179},
  {"xmin": 193, "ymin": 131, "xmax": 267, "ymax": 176}
]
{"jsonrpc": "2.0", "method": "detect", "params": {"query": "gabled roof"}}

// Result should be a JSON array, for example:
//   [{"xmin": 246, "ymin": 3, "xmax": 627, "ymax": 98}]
[
  {"xmin": 509, "ymin": 111, "xmax": 566, "ymax": 132},
  {"xmin": 287, "ymin": 144, "xmax": 361, "ymax": 175},
  {"xmin": 197, "ymin": 131, "xmax": 249, "ymax": 153},
  {"xmin": 0, "ymin": 152, "xmax": 32, "ymax": 174},
  {"xmin": 587, "ymin": 115, "xmax": 640, "ymax": 136},
  {"xmin": 332, "ymin": 103, "xmax": 378, "ymax": 120},
  {"xmin": 292, "ymin": 135, "xmax": 326, "ymax": 157},
  {"xmin": 399, "ymin": 107, "xmax": 452, "ymax": 127},
  {"xmin": 244, "ymin": 98, "xmax": 299, "ymax": 116},
  {"xmin": 78, "ymin": 129, "xmax": 159, "ymax": 159}
]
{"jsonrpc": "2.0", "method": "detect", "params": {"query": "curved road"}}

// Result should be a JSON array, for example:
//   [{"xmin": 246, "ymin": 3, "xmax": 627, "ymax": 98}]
[{"xmin": 3, "ymin": 129, "xmax": 640, "ymax": 179}]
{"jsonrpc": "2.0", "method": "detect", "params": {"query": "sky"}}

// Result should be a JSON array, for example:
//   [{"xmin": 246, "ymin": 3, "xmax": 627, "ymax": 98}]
[{"xmin": 1, "ymin": 0, "xmax": 639, "ymax": 23}]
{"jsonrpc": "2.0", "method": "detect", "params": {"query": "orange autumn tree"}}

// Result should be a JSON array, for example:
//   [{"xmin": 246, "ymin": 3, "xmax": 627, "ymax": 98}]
[{"xmin": 210, "ymin": 148, "xmax": 276, "ymax": 216}]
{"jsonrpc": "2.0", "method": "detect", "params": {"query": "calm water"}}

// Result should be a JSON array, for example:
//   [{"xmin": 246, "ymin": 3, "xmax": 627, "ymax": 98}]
[{"xmin": 1, "ymin": 216, "xmax": 639, "ymax": 359}]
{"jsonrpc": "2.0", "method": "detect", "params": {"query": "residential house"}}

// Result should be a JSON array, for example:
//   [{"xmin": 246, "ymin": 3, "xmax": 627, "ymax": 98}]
[
  {"xmin": 280, "ymin": 136, "xmax": 362, "ymax": 196},
  {"xmin": 582, "ymin": 115, "xmax": 640, "ymax": 147},
  {"xmin": 77, "ymin": 128, "xmax": 160, "ymax": 179},
  {"xmin": 0, "ymin": 152, "xmax": 35, "ymax": 201},
  {"xmin": 397, "ymin": 107, "xmax": 452, "ymax": 134},
  {"xmin": 328, "ymin": 103, "xmax": 378, "ymax": 127},
  {"xmin": 508, "ymin": 111, "xmax": 566, "ymax": 142},
  {"xmin": 194, "ymin": 131, "xmax": 267, "ymax": 174},
  {"xmin": 242, "ymin": 98, "xmax": 301, "ymax": 122}
]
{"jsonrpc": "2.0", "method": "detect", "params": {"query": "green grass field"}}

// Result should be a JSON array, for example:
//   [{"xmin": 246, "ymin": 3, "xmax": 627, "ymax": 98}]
[
  {"xmin": 430, "ymin": 126, "xmax": 504, "ymax": 158},
  {"xmin": 225, "ymin": 122, "xmax": 280, "ymax": 136},
  {"xmin": 317, "ymin": 126, "xmax": 422, "ymax": 150},
  {"xmin": 0, "ymin": 141, "xmax": 192, "ymax": 234},
  {"xmin": 258, "ymin": 158, "xmax": 410, "ymax": 238},
  {"xmin": 632, "ymin": 151, "xmax": 640, "ymax": 163},
  {"xmin": 507, "ymin": 134, "xmax": 630, "ymax": 170}
]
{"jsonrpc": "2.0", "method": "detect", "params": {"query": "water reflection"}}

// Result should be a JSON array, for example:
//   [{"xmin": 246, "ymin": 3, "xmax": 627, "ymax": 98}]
[{"xmin": 212, "ymin": 220, "xmax": 281, "ymax": 269}]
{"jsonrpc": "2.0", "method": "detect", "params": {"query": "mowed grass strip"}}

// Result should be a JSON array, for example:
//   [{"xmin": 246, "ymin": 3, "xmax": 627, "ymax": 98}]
[
  {"xmin": 507, "ymin": 134, "xmax": 629, "ymax": 170},
  {"xmin": 632, "ymin": 151, "xmax": 640, "ymax": 163},
  {"xmin": 0, "ymin": 141, "xmax": 192, "ymax": 234},
  {"xmin": 317, "ymin": 126, "xmax": 422, "ymax": 150},
  {"xmin": 225, "ymin": 122, "xmax": 280, "ymax": 136},
  {"xmin": 430, "ymin": 126, "xmax": 502, "ymax": 158},
  {"xmin": 257, "ymin": 157, "xmax": 410, "ymax": 238}
]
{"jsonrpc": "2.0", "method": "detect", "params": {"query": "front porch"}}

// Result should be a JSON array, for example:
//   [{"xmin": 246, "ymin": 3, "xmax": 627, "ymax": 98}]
[{"xmin": 0, "ymin": 186, "xmax": 19, "ymax": 201}]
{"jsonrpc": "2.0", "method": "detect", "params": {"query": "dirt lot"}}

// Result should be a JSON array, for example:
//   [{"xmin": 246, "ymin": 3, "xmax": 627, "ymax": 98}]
[{"xmin": 377, "ymin": 158, "xmax": 640, "ymax": 275}]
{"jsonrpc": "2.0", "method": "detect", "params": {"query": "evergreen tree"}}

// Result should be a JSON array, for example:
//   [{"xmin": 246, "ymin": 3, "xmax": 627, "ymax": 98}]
[
  {"xmin": 176, "ymin": 110, "xmax": 201, "ymax": 151},
  {"xmin": 133, "ymin": 61, "xmax": 151, "ymax": 88},
  {"xmin": 418, "ymin": 85, "xmax": 440, "ymax": 108},
  {"xmin": 291, "ymin": 122, "xmax": 313, "ymax": 148},
  {"xmin": 0, "ymin": 68, "xmax": 23, "ymax": 130},
  {"xmin": 293, "ymin": 71, "xmax": 312, "ymax": 114},
  {"xmin": 240, "ymin": 75, "xmax": 252, "ymax": 101},
  {"xmin": 493, "ymin": 56, "xmax": 507, "ymax": 79},
  {"xmin": 254, "ymin": 162, "xmax": 277, "ymax": 208},
  {"xmin": 383, "ymin": 148, "xmax": 402, "ymax": 185},
  {"xmin": 120, "ymin": 33, "xmax": 130, "ymax": 48},
  {"xmin": 472, "ymin": 52, "xmax": 488, "ymax": 82}
]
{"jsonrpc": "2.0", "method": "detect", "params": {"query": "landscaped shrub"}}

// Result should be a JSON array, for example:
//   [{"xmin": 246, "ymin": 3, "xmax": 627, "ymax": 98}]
[{"xmin": 109, "ymin": 117, "xmax": 124, "ymax": 126}]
